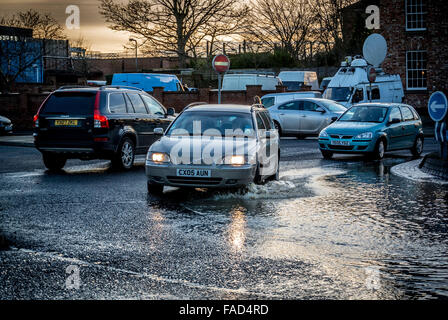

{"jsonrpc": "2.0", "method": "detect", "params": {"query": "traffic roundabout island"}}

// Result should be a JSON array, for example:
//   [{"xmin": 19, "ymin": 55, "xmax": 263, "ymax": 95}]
[
  {"xmin": 391, "ymin": 154, "xmax": 448, "ymax": 184},
  {"xmin": 419, "ymin": 152, "xmax": 448, "ymax": 181}
]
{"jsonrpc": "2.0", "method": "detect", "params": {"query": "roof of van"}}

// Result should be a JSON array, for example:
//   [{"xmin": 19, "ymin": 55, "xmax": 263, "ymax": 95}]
[
  {"xmin": 278, "ymin": 71, "xmax": 317, "ymax": 81},
  {"xmin": 112, "ymin": 73, "xmax": 178, "ymax": 77},
  {"xmin": 327, "ymin": 67, "xmax": 401, "ymax": 88}
]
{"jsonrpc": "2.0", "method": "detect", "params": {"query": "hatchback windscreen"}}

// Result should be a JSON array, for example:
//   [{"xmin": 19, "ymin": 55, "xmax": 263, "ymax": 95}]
[
  {"xmin": 261, "ymin": 97, "xmax": 275, "ymax": 108},
  {"xmin": 339, "ymin": 106, "xmax": 388, "ymax": 123},
  {"xmin": 320, "ymin": 101, "xmax": 347, "ymax": 113},
  {"xmin": 41, "ymin": 92, "xmax": 96, "ymax": 115},
  {"xmin": 323, "ymin": 87, "xmax": 352, "ymax": 102},
  {"xmin": 167, "ymin": 111, "xmax": 255, "ymax": 137}
]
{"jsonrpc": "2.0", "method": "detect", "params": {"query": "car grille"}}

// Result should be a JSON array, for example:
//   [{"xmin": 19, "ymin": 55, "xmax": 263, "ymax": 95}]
[
  {"xmin": 329, "ymin": 145, "xmax": 354, "ymax": 150},
  {"xmin": 330, "ymin": 135, "xmax": 353, "ymax": 139},
  {"xmin": 167, "ymin": 176, "xmax": 223, "ymax": 186}
]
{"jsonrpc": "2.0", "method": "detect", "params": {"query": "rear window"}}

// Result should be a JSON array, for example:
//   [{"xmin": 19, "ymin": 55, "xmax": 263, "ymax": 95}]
[{"xmin": 42, "ymin": 92, "xmax": 96, "ymax": 115}]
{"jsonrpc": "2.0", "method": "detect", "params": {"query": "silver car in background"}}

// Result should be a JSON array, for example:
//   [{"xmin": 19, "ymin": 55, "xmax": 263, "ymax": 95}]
[
  {"xmin": 145, "ymin": 104, "xmax": 280, "ymax": 194},
  {"xmin": 267, "ymin": 98, "xmax": 347, "ymax": 138}
]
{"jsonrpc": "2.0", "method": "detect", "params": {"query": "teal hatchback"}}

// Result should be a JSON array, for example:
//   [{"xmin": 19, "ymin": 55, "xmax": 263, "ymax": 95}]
[{"xmin": 318, "ymin": 103, "xmax": 424, "ymax": 159}]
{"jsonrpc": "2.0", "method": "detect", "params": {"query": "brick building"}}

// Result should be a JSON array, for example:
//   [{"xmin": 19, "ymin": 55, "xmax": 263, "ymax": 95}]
[{"xmin": 343, "ymin": 0, "xmax": 448, "ymax": 112}]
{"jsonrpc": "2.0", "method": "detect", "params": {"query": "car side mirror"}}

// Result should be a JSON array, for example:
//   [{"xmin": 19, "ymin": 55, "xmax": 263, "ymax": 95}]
[
  {"xmin": 388, "ymin": 118, "xmax": 401, "ymax": 124},
  {"xmin": 331, "ymin": 116, "xmax": 338, "ymax": 122},
  {"xmin": 153, "ymin": 127, "xmax": 164, "ymax": 135},
  {"xmin": 166, "ymin": 107, "xmax": 175, "ymax": 116}
]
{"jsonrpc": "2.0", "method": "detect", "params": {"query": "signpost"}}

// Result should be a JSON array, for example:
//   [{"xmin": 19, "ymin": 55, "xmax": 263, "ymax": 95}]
[
  {"xmin": 428, "ymin": 91, "xmax": 448, "ymax": 160},
  {"xmin": 367, "ymin": 66, "xmax": 377, "ymax": 102},
  {"xmin": 212, "ymin": 54, "xmax": 230, "ymax": 104}
]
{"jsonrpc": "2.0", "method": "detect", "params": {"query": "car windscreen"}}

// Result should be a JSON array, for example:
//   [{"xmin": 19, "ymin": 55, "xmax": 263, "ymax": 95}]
[
  {"xmin": 261, "ymin": 97, "xmax": 275, "ymax": 108},
  {"xmin": 339, "ymin": 106, "xmax": 388, "ymax": 123},
  {"xmin": 323, "ymin": 87, "xmax": 352, "ymax": 102},
  {"xmin": 167, "ymin": 111, "xmax": 255, "ymax": 137},
  {"xmin": 320, "ymin": 100, "xmax": 347, "ymax": 113},
  {"xmin": 282, "ymin": 81, "xmax": 303, "ymax": 91},
  {"xmin": 41, "ymin": 92, "xmax": 96, "ymax": 115}
]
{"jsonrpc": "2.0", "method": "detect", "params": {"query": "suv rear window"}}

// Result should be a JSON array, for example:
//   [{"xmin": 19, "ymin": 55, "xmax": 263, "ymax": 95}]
[{"xmin": 41, "ymin": 92, "xmax": 96, "ymax": 115}]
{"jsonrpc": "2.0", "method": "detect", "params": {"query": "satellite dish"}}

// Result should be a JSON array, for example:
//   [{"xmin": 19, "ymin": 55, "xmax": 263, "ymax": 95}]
[{"xmin": 363, "ymin": 33, "xmax": 387, "ymax": 67}]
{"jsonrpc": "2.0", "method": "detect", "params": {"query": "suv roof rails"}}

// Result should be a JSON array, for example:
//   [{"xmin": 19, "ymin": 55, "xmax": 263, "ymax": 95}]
[
  {"xmin": 99, "ymin": 85, "xmax": 144, "ymax": 91},
  {"xmin": 57, "ymin": 85, "xmax": 92, "ymax": 90},
  {"xmin": 184, "ymin": 102, "xmax": 207, "ymax": 110}
]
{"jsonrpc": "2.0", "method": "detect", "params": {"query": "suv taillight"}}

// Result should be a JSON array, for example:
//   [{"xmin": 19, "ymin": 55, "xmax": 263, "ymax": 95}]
[
  {"xmin": 33, "ymin": 114, "xmax": 39, "ymax": 128},
  {"xmin": 93, "ymin": 91, "xmax": 109, "ymax": 128},
  {"xmin": 34, "ymin": 93, "xmax": 52, "ymax": 128}
]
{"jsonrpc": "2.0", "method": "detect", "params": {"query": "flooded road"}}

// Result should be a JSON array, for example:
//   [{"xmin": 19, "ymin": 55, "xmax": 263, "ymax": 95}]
[{"xmin": 1, "ymin": 140, "xmax": 447, "ymax": 299}]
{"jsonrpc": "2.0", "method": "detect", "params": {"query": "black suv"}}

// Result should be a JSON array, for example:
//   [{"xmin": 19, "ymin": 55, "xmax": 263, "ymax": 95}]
[{"xmin": 34, "ymin": 86, "xmax": 175, "ymax": 170}]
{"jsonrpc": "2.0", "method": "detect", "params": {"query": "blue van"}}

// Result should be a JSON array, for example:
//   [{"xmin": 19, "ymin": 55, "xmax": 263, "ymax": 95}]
[{"xmin": 111, "ymin": 73, "xmax": 184, "ymax": 92}]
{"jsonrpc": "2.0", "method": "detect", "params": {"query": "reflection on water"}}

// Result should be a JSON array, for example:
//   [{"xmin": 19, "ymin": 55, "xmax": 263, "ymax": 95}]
[{"xmin": 150, "ymin": 159, "xmax": 448, "ymax": 299}]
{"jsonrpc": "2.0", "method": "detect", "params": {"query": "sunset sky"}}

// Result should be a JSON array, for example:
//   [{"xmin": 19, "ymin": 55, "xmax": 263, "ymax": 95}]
[{"xmin": 0, "ymin": 0, "xmax": 132, "ymax": 53}]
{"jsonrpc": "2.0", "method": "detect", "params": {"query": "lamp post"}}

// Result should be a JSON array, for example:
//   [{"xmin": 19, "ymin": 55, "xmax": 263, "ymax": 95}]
[{"xmin": 129, "ymin": 38, "xmax": 138, "ymax": 72}]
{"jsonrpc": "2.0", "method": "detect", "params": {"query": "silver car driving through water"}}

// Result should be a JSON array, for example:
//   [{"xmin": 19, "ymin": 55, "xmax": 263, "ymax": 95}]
[
  {"xmin": 267, "ymin": 98, "xmax": 347, "ymax": 138},
  {"xmin": 145, "ymin": 104, "xmax": 280, "ymax": 194}
]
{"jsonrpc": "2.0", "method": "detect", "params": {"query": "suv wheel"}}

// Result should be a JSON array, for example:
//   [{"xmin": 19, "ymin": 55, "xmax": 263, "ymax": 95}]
[
  {"xmin": 43, "ymin": 153, "xmax": 66, "ymax": 171},
  {"xmin": 411, "ymin": 136, "xmax": 424, "ymax": 157},
  {"xmin": 253, "ymin": 164, "xmax": 264, "ymax": 185},
  {"xmin": 273, "ymin": 121, "xmax": 282, "ymax": 136},
  {"xmin": 112, "ymin": 137, "xmax": 135, "ymax": 170}
]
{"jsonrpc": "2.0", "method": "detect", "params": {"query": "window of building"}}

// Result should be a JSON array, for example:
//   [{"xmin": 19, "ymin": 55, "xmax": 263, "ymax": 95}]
[
  {"xmin": 406, "ymin": 0, "xmax": 427, "ymax": 31},
  {"xmin": 406, "ymin": 51, "xmax": 427, "ymax": 90}
]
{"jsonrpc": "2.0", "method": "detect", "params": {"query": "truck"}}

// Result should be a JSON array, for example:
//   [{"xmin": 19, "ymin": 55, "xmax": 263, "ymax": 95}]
[{"xmin": 323, "ymin": 57, "xmax": 404, "ymax": 108}]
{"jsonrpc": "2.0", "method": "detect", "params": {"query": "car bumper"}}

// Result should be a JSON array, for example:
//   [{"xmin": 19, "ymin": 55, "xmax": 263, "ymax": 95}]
[
  {"xmin": 145, "ymin": 162, "xmax": 257, "ymax": 188},
  {"xmin": 318, "ymin": 138, "xmax": 376, "ymax": 153}
]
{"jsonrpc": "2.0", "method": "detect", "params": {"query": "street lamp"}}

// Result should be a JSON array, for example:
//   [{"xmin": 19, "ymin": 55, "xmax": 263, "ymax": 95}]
[{"xmin": 129, "ymin": 38, "xmax": 138, "ymax": 72}]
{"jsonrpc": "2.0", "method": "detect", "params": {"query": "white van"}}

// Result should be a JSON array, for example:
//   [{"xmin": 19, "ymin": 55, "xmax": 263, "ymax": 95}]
[
  {"xmin": 323, "ymin": 58, "xmax": 404, "ymax": 108},
  {"xmin": 278, "ymin": 71, "xmax": 319, "ymax": 91},
  {"xmin": 221, "ymin": 74, "xmax": 282, "ymax": 91},
  {"xmin": 260, "ymin": 91, "xmax": 322, "ymax": 108}
]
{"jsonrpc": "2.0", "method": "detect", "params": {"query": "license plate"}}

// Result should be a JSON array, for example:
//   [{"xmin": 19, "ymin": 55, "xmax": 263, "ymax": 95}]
[
  {"xmin": 177, "ymin": 169, "xmax": 211, "ymax": 177},
  {"xmin": 331, "ymin": 140, "xmax": 351, "ymax": 146},
  {"xmin": 54, "ymin": 119, "xmax": 78, "ymax": 126}
]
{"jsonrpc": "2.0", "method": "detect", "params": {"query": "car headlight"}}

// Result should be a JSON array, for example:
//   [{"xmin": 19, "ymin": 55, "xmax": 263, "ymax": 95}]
[
  {"xmin": 223, "ymin": 155, "xmax": 246, "ymax": 166},
  {"xmin": 319, "ymin": 130, "xmax": 329, "ymax": 138},
  {"xmin": 355, "ymin": 132, "xmax": 373, "ymax": 139},
  {"xmin": 148, "ymin": 152, "xmax": 170, "ymax": 163}
]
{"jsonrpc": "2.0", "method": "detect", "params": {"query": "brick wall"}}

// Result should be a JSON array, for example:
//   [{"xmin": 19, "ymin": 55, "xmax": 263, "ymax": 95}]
[
  {"xmin": 0, "ymin": 85, "xmax": 289, "ymax": 130},
  {"xmin": 379, "ymin": 0, "xmax": 448, "ymax": 112}
]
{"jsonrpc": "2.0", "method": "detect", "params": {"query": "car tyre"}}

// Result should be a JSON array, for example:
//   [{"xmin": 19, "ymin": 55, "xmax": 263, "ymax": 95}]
[
  {"xmin": 112, "ymin": 137, "xmax": 135, "ymax": 170},
  {"xmin": 321, "ymin": 150, "xmax": 333, "ymax": 159},
  {"xmin": 253, "ymin": 164, "xmax": 264, "ymax": 185},
  {"xmin": 43, "ymin": 153, "xmax": 67, "ymax": 171},
  {"xmin": 273, "ymin": 121, "xmax": 282, "ymax": 136},
  {"xmin": 147, "ymin": 181, "xmax": 164, "ymax": 195},
  {"xmin": 371, "ymin": 139, "xmax": 386, "ymax": 160},
  {"xmin": 411, "ymin": 136, "xmax": 424, "ymax": 157}
]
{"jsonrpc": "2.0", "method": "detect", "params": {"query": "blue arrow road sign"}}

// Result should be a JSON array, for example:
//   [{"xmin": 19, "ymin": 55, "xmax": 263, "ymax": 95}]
[{"xmin": 428, "ymin": 91, "xmax": 448, "ymax": 122}]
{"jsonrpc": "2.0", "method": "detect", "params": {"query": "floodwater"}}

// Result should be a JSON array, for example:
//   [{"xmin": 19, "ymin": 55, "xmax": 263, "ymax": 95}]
[{"xmin": 152, "ymin": 159, "xmax": 448, "ymax": 299}]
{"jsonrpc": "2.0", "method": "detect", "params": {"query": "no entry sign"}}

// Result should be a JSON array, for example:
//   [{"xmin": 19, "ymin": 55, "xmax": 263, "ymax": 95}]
[
  {"xmin": 212, "ymin": 54, "xmax": 230, "ymax": 74},
  {"xmin": 367, "ymin": 66, "xmax": 377, "ymax": 83}
]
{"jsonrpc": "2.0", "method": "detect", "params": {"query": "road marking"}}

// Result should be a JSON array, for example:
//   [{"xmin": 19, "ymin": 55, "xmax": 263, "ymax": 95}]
[{"xmin": 11, "ymin": 247, "xmax": 282, "ymax": 299}]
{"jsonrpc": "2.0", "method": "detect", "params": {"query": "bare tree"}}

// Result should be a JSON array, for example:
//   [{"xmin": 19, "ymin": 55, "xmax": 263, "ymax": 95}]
[
  {"xmin": 313, "ymin": 0, "xmax": 356, "ymax": 61},
  {"xmin": 0, "ymin": 9, "xmax": 66, "ymax": 40},
  {"xmin": 244, "ymin": 0, "xmax": 313, "ymax": 62},
  {"xmin": 99, "ymin": 0, "xmax": 247, "ymax": 67}
]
